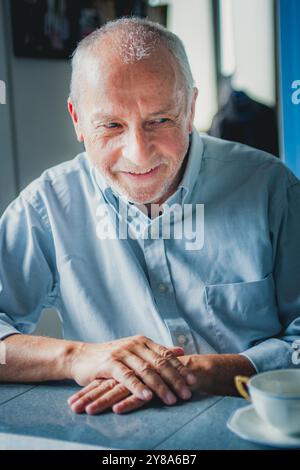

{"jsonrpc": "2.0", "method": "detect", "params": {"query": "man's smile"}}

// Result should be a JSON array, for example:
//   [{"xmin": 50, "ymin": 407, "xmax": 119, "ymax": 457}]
[{"xmin": 120, "ymin": 163, "xmax": 162, "ymax": 180}]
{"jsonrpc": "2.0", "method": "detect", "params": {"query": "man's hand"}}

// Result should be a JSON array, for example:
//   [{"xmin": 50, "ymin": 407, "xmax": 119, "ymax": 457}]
[
  {"xmin": 68, "ymin": 353, "xmax": 257, "ymax": 415},
  {"xmin": 68, "ymin": 378, "xmax": 146, "ymax": 415},
  {"xmin": 70, "ymin": 335, "xmax": 197, "ymax": 406},
  {"xmin": 68, "ymin": 354, "xmax": 199, "ymax": 416}
]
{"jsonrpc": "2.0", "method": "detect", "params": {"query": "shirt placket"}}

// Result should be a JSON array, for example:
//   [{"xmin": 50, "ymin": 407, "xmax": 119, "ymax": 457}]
[{"xmin": 143, "ymin": 221, "xmax": 198, "ymax": 355}]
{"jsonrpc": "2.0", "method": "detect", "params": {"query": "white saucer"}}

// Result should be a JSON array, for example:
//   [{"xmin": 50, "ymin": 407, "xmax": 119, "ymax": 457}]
[{"xmin": 227, "ymin": 404, "xmax": 300, "ymax": 449}]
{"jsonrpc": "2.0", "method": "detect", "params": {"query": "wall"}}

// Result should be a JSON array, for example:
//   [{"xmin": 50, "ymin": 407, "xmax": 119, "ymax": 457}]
[
  {"xmin": 167, "ymin": 0, "xmax": 276, "ymax": 129},
  {"xmin": 5, "ymin": 1, "xmax": 83, "ymax": 192},
  {"xmin": 167, "ymin": 0, "xmax": 218, "ymax": 131},
  {"xmin": 231, "ymin": 0, "xmax": 276, "ymax": 106}
]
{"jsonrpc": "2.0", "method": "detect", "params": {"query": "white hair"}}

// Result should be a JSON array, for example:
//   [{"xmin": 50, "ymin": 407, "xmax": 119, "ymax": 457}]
[{"xmin": 70, "ymin": 16, "xmax": 195, "ymax": 106}]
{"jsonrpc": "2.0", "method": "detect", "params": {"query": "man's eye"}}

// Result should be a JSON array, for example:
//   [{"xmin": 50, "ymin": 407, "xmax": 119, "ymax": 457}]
[
  {"xmin": 105, "ymin": 122, "xmax": 121, "ymax": 129},
  {"xmin": 152, "ymin": 118, "xmax": 170, "ymax": 124}
]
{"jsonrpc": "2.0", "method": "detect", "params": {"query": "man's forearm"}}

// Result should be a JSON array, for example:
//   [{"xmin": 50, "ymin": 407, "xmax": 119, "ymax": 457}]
[
  {"xmin": 0, "ymin": 334, "xmax": 80, "ymax": 382},
  {"xmin": 0, "ymin": 334, "xmax": 198, "ymax": 407},
  {"xmin": 0, "ymin": 335, "xmax": 256, "ymax": 400},
  {"xmin": 182, "ymin": 353, "xmax": 257, "ymax": 396}
]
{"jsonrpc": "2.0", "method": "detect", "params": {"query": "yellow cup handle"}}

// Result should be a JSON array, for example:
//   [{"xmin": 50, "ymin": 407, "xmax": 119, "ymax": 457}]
[{"xmin": 235, "ymin": 375, "xmax": 251, "ymax": 401}]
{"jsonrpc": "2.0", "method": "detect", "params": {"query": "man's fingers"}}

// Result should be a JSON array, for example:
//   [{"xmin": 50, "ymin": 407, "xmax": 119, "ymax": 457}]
[
  {"xmin": 145, "ymin": 339, "xmax": 197, "ymax": 385},
  {"xmin": 112, "ymin": 395, "xmax": 146, "ymax": 414},
  {"xmin": 110, "ymin": 359, "xmax": 154, "ymax": 401},
  {"xmin": 121, "ymin": 351, "xmax": 178, "ymax": 405},
  {"xmin": 85, "ymin": 384, "xmax": 130, "ymax": 415},
  {"xmin": 68, "ymin": 379, "xmax": 107, "ymax": 406},
  {"xmin": 70, "ymin": 379, "xmax": 117, "ymax": 413},
  {"xmin": 132, "ymin": 346, "xmax": 193, "ymax": 402}
]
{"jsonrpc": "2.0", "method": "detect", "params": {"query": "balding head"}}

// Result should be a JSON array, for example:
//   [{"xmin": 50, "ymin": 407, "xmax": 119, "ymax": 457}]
[{"xmin": 69, "ymin": 17, "xmax": 195, "ymax": 108}]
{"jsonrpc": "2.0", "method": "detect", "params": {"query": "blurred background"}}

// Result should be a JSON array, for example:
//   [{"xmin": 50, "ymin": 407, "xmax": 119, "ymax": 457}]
[{"xmin": 0, "ymin": 0, "xmax": 299, "ymax": 337}]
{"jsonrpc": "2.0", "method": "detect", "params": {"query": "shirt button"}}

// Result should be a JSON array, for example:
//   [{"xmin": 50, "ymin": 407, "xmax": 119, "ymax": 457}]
[
  {"xmin": 158, "ymin": 283, "xmax": 167, "ymax": 293},
  {"xmin": 177, "ymin": 334, "xmax": 187, "ymax": 345}
]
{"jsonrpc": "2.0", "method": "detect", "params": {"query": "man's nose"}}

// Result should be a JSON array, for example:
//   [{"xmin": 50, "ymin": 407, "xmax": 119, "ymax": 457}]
[{"xmin": 123, "ymin": 128, "xmax": 153, "ymax": 166}]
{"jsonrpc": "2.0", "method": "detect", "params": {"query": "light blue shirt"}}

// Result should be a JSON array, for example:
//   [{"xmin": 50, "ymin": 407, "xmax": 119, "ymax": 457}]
[{"xmin": 1, "ymin": 129, "xmax": 300, "ymax": 373}]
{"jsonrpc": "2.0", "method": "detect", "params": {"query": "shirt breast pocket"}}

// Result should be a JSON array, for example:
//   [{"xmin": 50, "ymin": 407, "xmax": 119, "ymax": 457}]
[{"xmin": 204, "ymin": 273, "xmax": 282, "ymax": 353}]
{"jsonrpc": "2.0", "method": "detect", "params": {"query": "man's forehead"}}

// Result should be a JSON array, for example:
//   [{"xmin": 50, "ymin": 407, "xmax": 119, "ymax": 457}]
[
  {"xmin": 92, "ymin": 102, "xmax": 180, "ymax": 119},
  {"xmin": 83, "ymin": 42, "xmax": 182, "ymax": 88},
  {"xmin": 87, "ymin": 61, "xmax": 174, "ymax": 89},
  {"xmin": 80, "ymin": 48, "xmax": 187, "ymax": 115}
]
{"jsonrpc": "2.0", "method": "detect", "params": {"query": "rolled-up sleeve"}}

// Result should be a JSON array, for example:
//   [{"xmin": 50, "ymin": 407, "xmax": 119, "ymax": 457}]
[
  {"xmin": 0, "ymin": 193, "xmax": 57, "ymax": 340},
  {"xmin": 241, "ymin": 170, "xmax": 300, "ymax": 372}
]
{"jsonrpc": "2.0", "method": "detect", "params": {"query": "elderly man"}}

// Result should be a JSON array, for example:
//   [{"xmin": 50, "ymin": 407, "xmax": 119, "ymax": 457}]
[{"xmin": 0, "ymin": 18, "xmax": 300, "ymax": 416}]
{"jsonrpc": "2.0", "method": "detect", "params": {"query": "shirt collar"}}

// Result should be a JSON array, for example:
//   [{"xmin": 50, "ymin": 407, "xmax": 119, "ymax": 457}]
[{"xmin": 178, "ymin": 127, "xmax": 204, "ymax": 203}]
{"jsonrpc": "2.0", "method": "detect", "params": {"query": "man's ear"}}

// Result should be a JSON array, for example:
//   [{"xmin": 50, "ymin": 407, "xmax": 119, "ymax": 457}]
[
  {"xmin": 67, "ymin": 97, "xmax": 84, "ymax": 143},
  {"xmin": 188, "ymin": 87, "xmax": 198, "ymax": 134}
]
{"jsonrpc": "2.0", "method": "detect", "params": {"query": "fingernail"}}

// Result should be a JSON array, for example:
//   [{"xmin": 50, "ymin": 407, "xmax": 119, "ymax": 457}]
[
  {"xmin": 181, "ymin": 388, "xmax": 192, "ymax": 400},
  {"xmin": 142, "ymin": 389, "xmax": 153, "ymax": 400},
  {"xmin": 186, "ymin": 374, "xmax": 197, "ymax": 385},
  {"xmin": 113, "ymin": 406, "xmax": 122, "ymax": 414},
  {"xmin": 71, "ymin": 404, "xmax": 81, "ymax": 414},
  {"xmin": 166, "ymin": 393, "xmax": 177, "ymax": 405}
]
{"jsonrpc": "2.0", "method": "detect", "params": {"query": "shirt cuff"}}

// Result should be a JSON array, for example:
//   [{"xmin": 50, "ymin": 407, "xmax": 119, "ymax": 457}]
[
  {"xmin": 239, "ymin": 338, "xmax": 299, "ymax": 373},
  {"xmin": 0, "ymin": 321, "xmax": 22, "ymax": 341}
]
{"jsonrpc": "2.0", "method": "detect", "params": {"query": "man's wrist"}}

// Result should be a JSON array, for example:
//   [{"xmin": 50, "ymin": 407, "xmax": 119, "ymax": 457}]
[
  {"xmin": 179, "ymin": 353, "xmax": 257, "ymax": 396},
  {"xmin": 62, "ymin": 340, "xmax": 86, "ymax": 381}
]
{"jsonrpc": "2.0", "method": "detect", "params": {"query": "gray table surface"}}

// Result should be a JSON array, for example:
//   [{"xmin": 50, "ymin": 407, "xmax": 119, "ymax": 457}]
[{"xmin": 0, "ymin": 381, "xmax": 282, "ymax": 450}]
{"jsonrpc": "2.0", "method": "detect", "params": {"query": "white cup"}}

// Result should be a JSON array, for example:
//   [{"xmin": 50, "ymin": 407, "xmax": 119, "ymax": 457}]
[{"xmin": 235, "ymin": 369, "xmax": 300, "ymax": 435}]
